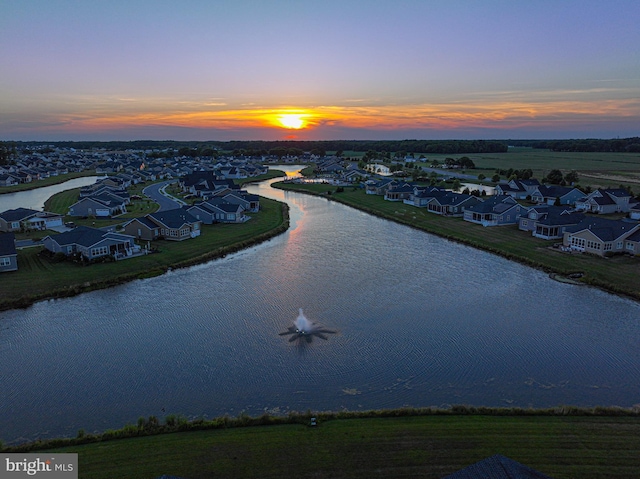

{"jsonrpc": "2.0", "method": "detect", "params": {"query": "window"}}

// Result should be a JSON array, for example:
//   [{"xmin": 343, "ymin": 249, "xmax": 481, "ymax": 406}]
[
  {"xmin": 11, "ymin": 221, "xmax": 20, "ymax": 229},
  {"xmin": 0, "ymin": 257, "xmax": 11, "ymax": 266},
  {"xmin": 91, "ymin": 246, "xmax": 109, "ymax": 257},
  {"xmin": 626, "ymin": 243, "xmax": 635, "ymax": 251},
  {"xmin": 522, "ymin": 220, "xmax": 528, "ymax": 227}
]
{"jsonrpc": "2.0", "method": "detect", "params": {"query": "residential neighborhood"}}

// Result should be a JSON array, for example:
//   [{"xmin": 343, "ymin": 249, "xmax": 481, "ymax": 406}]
[{"xmin": 2, "ymin": 144, "xmax": 640, "ymax": 277}]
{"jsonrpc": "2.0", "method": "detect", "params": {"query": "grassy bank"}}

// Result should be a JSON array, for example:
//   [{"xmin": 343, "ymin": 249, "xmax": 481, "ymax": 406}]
[
  {"xmin": 0, "ymin": 171, "xmax": 98, "ymax": 194},
  {"xmin": 13, "ymin": 409, "xmax": 640, "ymax": 479},
  {"xmin": 0, "ymin": 197, "xmax": 288, "ymax": 311},
  {"xmin": 273, "ymin": 182, "xmax": 640, "ymax": 300}
]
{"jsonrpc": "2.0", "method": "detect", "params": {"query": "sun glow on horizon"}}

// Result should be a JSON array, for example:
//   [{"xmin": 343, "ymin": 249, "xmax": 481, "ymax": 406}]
[{"xmin": 276, "ymin": 113, "xmax": 307, "ymax": 129}]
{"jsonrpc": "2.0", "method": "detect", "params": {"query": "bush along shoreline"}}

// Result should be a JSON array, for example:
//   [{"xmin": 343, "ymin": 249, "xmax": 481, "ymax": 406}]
[
  {"xmin": 0, "ymin": 201, "xmax": 290, "ymax": 312},
  {"xmin": 2, "ymin": 405, "xmax": 638, "ymax": 451}
]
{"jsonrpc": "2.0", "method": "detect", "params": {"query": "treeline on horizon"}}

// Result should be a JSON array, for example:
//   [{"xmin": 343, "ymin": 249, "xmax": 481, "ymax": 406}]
[
  {"xmin": 516, "ymin": 137, "xmax": 640, "ymax": 152},
  {"xmin": 7, "ymin": 137, "xmax": 640, "ymax": 154}
]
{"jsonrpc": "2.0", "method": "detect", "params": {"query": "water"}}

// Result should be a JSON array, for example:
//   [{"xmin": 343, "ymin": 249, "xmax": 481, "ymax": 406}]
[
  {"xmin": 0, "ymin": 176, "xmax": 106, "ymax": 211},
  {"xmin": 1, "ymin": 167, "xmax": 639, "ymax": 444}
]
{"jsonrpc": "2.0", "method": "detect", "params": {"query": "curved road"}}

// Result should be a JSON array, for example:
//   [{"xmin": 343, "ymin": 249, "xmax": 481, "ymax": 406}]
[{"xmin": 143, "ymin": 180, "xmax": 185, "ymax": 212}]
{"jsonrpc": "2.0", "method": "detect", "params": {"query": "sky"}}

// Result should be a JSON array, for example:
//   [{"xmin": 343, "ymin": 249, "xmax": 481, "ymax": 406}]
[{"xmin": 1, "ymin": 0, "xmax": 639, "ymax": 141}]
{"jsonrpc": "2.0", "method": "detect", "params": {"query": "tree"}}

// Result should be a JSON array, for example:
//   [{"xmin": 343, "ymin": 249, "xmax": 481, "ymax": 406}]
[
  {"xmin": 491, "ymin": 174, "xmax": 501, "ymax": 183},
  {"xmin": 564, "ymin": 170, "xmax": 579, "ymax": 184},
  {"xmin": 452, "ymin": 178, "xmax": 461, "ymax": 191},
  {"xmin": 545, "ymin": 169, "xmax": 564, "ymax": 184},
  {"xmin": 478, "ymin": 173, "xmax": 486, "ymax": 181}
]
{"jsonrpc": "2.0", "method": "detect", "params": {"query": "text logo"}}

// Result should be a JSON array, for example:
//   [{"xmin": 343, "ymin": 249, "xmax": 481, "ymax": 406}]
[{"xmin": 1, "ymin": 454, "xmax": 77, "ymax": 478}]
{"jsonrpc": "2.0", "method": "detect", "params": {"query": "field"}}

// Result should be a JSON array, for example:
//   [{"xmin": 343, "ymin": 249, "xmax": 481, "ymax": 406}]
[
  {"xmin": 335, "ymin": 147, "xmax": 640, "ymax": 190},
  {"xmin": 39, "ymin": 413, "xmax": 640, "ymax": 479}
]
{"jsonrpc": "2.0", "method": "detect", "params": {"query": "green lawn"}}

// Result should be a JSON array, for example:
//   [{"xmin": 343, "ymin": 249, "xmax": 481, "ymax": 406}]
[
  {"xmin": 39, "ymin": 414, "xmax": 640, "ymax": 479},
  {"xmin": 274, "ymin": 183, "xmax": 640, "ymax": 300},
  {"xmin": 0, "ymin": 171, "xmax": 98, "ymax": 194},
  {"xmin": 0, "ymin": 197, "xmax": 288, "ymax": 311}
]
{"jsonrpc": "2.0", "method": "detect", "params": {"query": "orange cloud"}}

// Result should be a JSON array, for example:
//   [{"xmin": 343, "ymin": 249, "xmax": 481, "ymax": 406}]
[{"xmin": 13, "ymin": 94, "xmax": 640, "ymax": 136}]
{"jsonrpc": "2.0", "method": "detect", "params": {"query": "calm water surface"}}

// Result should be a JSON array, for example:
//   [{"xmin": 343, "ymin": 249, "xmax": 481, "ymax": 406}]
[
  {"xmin": 0, "ymin": 176, "xmax": 105, "ymax": 211},
  {"xmin": 1, "ymin": 167, "xmax": 639, "ymax": 443}
]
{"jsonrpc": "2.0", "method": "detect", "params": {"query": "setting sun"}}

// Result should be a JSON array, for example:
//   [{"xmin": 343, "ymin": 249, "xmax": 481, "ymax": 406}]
[{"xmin": 277, "ymin": 113, "xmax": 306, "ymax": 129}]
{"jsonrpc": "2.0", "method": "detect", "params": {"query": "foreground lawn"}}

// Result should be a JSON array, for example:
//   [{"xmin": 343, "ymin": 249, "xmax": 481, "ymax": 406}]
[
  {"xmin": 274, "ymin": 183, "xmax": 640, "ymax": 300},
  {"xmin": 0, "ymin": 197, "xmax": 287, "ymax": 311},
  {"xmin": 42, "ymin": 414, "xmax": 640, "ymax": 479}
]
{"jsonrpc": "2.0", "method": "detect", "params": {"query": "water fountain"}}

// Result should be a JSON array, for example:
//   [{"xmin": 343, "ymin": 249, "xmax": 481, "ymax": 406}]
[{"xmin": 279, "ymin": 309, "xmax": 336, "ymax": 343}]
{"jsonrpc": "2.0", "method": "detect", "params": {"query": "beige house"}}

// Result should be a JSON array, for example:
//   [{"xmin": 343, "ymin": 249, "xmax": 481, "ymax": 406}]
[{"xmin": 563, "ymin": 217, "xmax": 640, "ymax": 256}]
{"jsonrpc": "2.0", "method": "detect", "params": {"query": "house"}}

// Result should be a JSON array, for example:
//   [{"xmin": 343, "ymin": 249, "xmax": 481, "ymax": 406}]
[
  {"xmin": 365, "ymin": 178, "xmax": 397, "ymax": 195},
  {"xmin": 0, "ymin": 208, "xmax": 40, "ymax": 232},
  {"xmin": 518, "ymin": 205, "xmax": 585, "ymax": 239},
  {"xmin": 146, "ymin": 208, "xmax": 202, "ymax": 240},
  {"xmin": 494, "ymin": 179, "xmax": 540, "ymax": 199},
  {"xmin": 403, "ymin": 186, "xmax": 447, "ymax": 208},
  {"xmin": 622, "ymin": 229, "xmax": 640, "ymax": 255},
  {"xmin": 68, "ymin": 196, "xmax": 127, "ymax": 217},
  {"xmin": 384, "ymin": 183, "xmax": 415, "ymax": 201},
  {"xmin": 43, "ymin": 226, "xmax": 140, "ymax": 261},
  {"xmin": 530, "ymin": 185, "xmax": 585, "ymax": 206},
  {"xmin": 0, "ymin": 232, "xmax": 18, "ymax": 272},
  {"xmin": 463, "ymin": 195, "xmax": 528, "ymax": 226},
  {"xmin": 426, "ymin": 192, "xmax": 482, "ymax": 216},
  {"xmin": 629, "ymin": 203, "xmax": 640, "ymax": 220},
  {"xmin": 563, "ymin": 217, "xmax": 640, "ymax": 256},
  {"xmin": 22, "ymin": 211, "xmax": 65, "ymax": 231},
  {"xmin": 575, "ymin": 188, "xmax": 634, "ymax": 214},
  {"xmin": 0, "ymin": 174, "xmax": 18, "ymax": 187},
  {"xmin": 202, "ymin": 197, "xmax": 248, "ymax": 223},
  {"xmin": 122, "ymin": 216, "xmax": 161, "ymax": 241},
  {"xmin": 223, "ymin": 192, "xmax": 260, "ymax": 212}
]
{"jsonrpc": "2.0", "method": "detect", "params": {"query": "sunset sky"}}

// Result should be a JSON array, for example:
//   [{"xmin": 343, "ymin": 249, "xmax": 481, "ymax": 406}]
[{"xmin": 1, "ymin": 0, "xmax": 639, "ymax": 141}]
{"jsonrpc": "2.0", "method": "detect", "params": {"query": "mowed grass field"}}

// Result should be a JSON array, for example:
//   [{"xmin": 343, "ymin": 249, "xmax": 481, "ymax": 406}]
[
  {"xmin": 0, "ymin": 197, "xmax": 287, "ymax": 310},
  {"xmin": 45, "ymin": 414, "xmax": 640, "ymax": 479},
  {"xmin": 274, "ymin": 183, "xmax": 640, "ymax": 299}
]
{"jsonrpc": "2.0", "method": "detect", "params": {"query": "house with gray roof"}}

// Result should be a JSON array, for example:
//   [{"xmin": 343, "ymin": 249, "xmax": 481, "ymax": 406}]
[
  {"xmin": 575, "ymin": 188, "xmax": 635, "ymax": 214},
  {"xmin": 426, "ymin": 191, "xmax": 482, "ymax": 216},
  {"xmin": 43, "ymin": 226, "xmax": 139, "ymax": 261},
  {"xmin": 0, "ymin": 208, "xmax": 40, "ymax": 232},
  {"xmin": 530, "ymin": 185, "xmax": 585, "ymax": 206},
  {"xmin": 146, "ymin": 208, "xmax": 202, "ymax": 240},
  {"xmin": 122, "ymin": 216, "xmax": 161, "ymax": 241},
  {"xmin": 443, "ymin": 454, "xmax": 554, "ymax": 479},
  {"xmin": 495, "ymin": 179, "xmax": 540, "ymax": 199},
  {"xmin": 563, "ymin": 217, "xmax": 640, "ymax": 256},
  {"xmin": 0, "ymin": 232, "xmax": 18, "ymax": 272},
  {"xmin": 463, "ymin": 195, "xmax": 528, "ymax": 226},
  {"xmin": 518, "ymin": 205, "xmax": 585, "ymax": 240},
  {"xmin": 68, "ymin": 196, "xmax": 127, "ymax": 217}
]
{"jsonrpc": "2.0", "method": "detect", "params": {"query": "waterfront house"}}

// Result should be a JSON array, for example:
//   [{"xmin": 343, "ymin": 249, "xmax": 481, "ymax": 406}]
[
  {"xmin": 223, "ymin": 191, "xmax": 260, "ymax": 212},
  {"xmin": 365, "ymin": 178, "xmax": 397, "ymax": 195},
  {"xmin": 0, "ymin": 232, "xmax": 18, "ymax": 272},
  {"xmin": 463, "ymin": 196, "xmax": 528, "ymax": 226},
  {"xmin": 43, "ymin": 226, "xmax": 139, "ymax": 261},
  {"xmin": 122, "ymin": 216, "xmax": 161, "ymax": 241},
  {"xmin": 0, "ymin": 174, "xmax": 18, "ymax": 187},
  {"xmin": 403, "ymin": 186, "xmax": 447, "ymax": 208},
  {"xmin": 562, "ymin": 217, "xmax": 640, "ymax": 256},
  {"xmin": 384, "ymin": 182, "xmax": 415, "ymax": 201},
  {"xmin": 518, "ymin": 205, "xmax": 585, "ymax": 240},
  {"xmin": 426, "ymin": 192, "xmax": 482, "ymax": 216},
  {"xmin": 146, "ymin": 208, "xmax": 202, "ymax": 240},
  {"xmin": 202, "ymin": 197, "xmax": 248, "ymax": 223}
]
